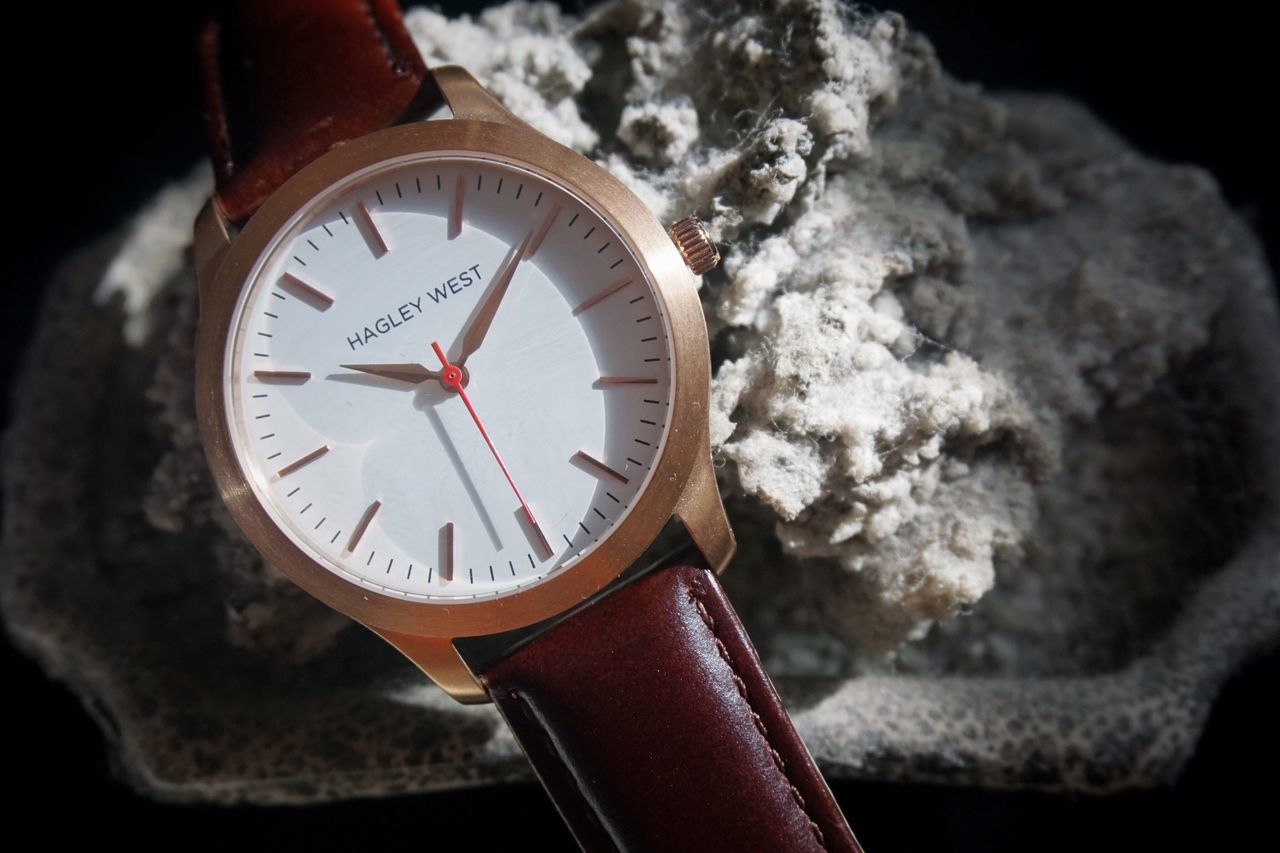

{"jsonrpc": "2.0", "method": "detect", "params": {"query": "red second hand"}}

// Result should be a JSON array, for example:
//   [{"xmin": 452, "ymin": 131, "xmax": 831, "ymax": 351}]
[{"xmin": 430, "ymin": 341, "xmax": 553, "ymax": 558}]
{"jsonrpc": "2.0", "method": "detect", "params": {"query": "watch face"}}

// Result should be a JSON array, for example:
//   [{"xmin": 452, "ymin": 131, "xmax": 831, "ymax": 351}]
[{"xmin": 222, "ymin": 154, "xmax": 674, "ymax": 602}]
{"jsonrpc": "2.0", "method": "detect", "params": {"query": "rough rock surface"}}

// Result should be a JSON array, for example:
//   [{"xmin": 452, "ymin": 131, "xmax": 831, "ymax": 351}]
[{"xmin": 2, "ymin": 0, "xmax": 1277, "ymax": 803}]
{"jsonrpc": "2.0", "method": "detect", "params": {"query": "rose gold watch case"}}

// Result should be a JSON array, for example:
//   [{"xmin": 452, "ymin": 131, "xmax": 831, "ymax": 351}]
[{"xmin": 193, "ymin": 67, "xmax": 734, "ymax": 701}]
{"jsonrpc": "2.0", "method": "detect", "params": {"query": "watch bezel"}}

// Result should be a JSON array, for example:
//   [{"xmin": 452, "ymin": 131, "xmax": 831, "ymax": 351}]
[{"xmin": 195, "ymin": 118, "xmax": 710, "ymax": 638}]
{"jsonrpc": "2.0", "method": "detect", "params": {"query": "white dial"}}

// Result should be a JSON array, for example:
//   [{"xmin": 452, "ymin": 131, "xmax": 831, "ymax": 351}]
[{"xmin": 224, "ymin": 155, "xmax": 673, "ymax": 601}]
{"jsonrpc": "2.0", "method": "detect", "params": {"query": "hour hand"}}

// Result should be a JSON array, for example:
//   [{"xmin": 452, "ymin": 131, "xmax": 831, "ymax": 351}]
[{"xmin": 339, "ymin": 363, "xmax": 442, "ymax": 384}]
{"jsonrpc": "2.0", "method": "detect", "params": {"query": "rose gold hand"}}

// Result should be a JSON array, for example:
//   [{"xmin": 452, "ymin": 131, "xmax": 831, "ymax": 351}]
[
  {"xmin": 453, "ymin": 228, "xmax": 534, "ymax": 368},
  {"xmin": 339, "ymin": 363, "xmax": 443, "ymax": 384},
  {"xmin": 430, "ymin": 340, "xmax": 554, "ymax": 558}
]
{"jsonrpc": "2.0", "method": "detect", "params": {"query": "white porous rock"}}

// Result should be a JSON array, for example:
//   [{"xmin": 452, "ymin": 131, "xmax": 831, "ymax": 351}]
[
  {"xmin": 94, "ymin": 166, "xmax": 212, "ymax": 346},
  {"xmin": 93, "ymin": 0, "xmax": 1247, "ymax": 662},
  {"xmin": 406, "ymin": 2, "xmax": 600, "ymax": 152},
  {"xmin": 6, "ymin": 0, "xmax": 1276, "ymax": 802},
  {"xmin": 617, "ymin": 98, "xmax": 700, "ymax": 164}
]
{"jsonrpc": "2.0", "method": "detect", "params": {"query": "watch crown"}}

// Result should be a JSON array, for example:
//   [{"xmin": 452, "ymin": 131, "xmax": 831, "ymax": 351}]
[{"xmin": 668, "ymin": 216, "xmax": 720, "ymax": 276}]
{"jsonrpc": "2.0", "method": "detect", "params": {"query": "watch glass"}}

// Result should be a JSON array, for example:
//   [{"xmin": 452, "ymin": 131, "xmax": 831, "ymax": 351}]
[{"xmin": 224, "ymin": 154, "xmax": 674, "ymax": 601}]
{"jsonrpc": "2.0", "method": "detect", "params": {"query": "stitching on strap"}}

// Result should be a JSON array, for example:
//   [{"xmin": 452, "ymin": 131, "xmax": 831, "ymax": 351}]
[
  {"xmin": 201, "ymin": 20, "xmax": 235, "ymax": 182},
  {"xmin": 358, "ymin": 0, "xmax": 415, "ymax": 76},
  {"xmin": 686, "ymin": 577, "xmax": 828, "ymax": 850},
  {"xmin": 507, "ymin": 689, "xmax": 620, "ymax": 853}
]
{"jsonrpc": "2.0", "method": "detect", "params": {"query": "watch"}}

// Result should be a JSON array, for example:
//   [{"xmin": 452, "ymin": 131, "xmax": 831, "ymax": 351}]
[{"xmin": 192, "ymin": 1, "xmax": 863, "ymax": 850}]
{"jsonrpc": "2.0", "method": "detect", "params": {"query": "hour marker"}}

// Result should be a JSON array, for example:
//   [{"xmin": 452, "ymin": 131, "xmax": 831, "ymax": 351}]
[
  {"xmin": 253, "ymin": 370, "xmax": 311, "ymax": 382},
  {"xmin": 344, "ymin": 500, "xmax": 381, "ymax": 553},
  {"xmin": 527, "ymin": 202, "xmax": 562, "ymax": 257},
  {"xmin": 354, "ymin": 201, "xmax": 388, "ymax": 257},
  {"xmin": 279, "ymin": 272, "xmax": 334, "ymax": 308},
  {"xmin": 572, "ymin": 278, "xmax": 633, "ymax": 315},
  {"xmin": 526, "ymin": 516, "xmax": 554, "ymax": 559},
  {"xmin": 275, "ymin": 445, "xmax": 329, "ymax": 479},
  {"xmin": 449, "ymin": 174, "xmax": 465, "ymax": 239},
  {"xmin": 597, "ymin": 376, "xmax": 659, "ymax": 385},
  {"xmin": 442, "ymin": 521, "xmax": 455, "ymax": 581},
  {"xmin": 573, "ymin": 450, "xmax": 629, "ymax": 484}
]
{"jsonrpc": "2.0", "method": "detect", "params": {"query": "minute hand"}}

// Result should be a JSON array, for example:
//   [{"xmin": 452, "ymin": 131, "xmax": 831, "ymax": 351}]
[{"xmin": 453, "ymin": 229, "xmax": 534, "ymax": 368}]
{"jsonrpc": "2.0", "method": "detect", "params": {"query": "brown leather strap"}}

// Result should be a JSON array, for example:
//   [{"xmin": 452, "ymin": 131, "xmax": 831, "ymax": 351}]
[
  {"xmin": 198, "ymin": 0, "xmax": 438, "ymax": 225},
  {"xmin": 477, "ymin": 551, "xmax": 864, "ymax": 853}
]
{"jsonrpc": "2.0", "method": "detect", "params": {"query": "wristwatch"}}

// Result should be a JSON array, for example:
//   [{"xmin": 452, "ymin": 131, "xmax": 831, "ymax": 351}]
[{"xmin": 191, "ymin": 2, "xmax": 862, "ymax": 850}]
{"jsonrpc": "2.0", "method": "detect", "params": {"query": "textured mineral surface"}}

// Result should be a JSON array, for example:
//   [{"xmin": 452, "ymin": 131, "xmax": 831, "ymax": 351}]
[{"xmin": 2, "ymin": 0, "xmax": 1277, "ymax": 803}]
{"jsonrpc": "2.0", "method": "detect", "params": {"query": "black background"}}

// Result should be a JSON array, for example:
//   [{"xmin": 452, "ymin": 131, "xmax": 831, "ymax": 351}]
[{"xmin": 3, "ymin": 1, "xmax": 1276, "ymax": 849}]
